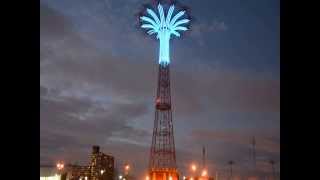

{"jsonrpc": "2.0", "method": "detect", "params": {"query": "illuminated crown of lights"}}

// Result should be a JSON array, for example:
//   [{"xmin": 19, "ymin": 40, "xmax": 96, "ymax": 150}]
[{"xmin": 140, "ymin": 3, "xmax": 190, "ymax": 66}]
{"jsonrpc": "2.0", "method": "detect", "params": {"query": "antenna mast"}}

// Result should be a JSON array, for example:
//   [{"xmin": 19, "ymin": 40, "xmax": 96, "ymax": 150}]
[
  {"xmin": 252, "ymin": 136, "xmax": 256, "ymax": 170},
  {"xmin": 202, "ymin": 146, "xmax": 206, "ymax": 168}
]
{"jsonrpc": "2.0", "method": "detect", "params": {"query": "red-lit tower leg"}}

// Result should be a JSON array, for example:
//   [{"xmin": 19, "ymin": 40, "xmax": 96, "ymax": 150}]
[{"xmin": 149, "ymin": 63, "xmax": 178, "ymax": 180}]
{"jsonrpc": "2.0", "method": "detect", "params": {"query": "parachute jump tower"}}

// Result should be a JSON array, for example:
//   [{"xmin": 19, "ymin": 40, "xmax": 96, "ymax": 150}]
[{"xmin": 139, "ymin": 2, "xmax": 190, "ymax": 180}]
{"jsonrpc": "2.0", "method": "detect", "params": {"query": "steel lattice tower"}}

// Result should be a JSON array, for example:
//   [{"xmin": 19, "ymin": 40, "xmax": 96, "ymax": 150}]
[
  {"xmin": 149, "ymin": 63, "xmax": 176, "ymax": 169},
  {"xmin": 139, "ymin": 2, "xmax": 190, "ymax": 180}
]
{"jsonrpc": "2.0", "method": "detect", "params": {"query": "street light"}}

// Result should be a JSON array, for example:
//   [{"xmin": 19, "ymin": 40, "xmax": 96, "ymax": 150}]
[
  {"xmin": 191, "ymin": 164, "xmax": 197, "ymax": 172},
  {"xmin": 201, "ymin": 169, "xmax": 208, "ymax": 177},
  {"xmin": 125, "ymin": 164, "xmax": 130, "ymax": 171},
  {"xmin": 145, "ymin": 175, "xmax": 150, "ymax": 180},
  {"xmin": 56, "ymin": 162, "xmax": 64, "ymax": 171},
  {"xmin": 101, "ymin": 169, "xmax": 105, "ymax": 175},
  {"xmin": 119, "ymin": 175, "xmax": 123, "ymax": 180},
  {"xmin": 124, "ymin": 164, "xmax": 130, "ymax": 176}
]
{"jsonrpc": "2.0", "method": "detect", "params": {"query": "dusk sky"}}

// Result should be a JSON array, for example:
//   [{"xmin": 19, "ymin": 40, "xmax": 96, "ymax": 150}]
[{"xmin": 40, "ymin": 0, "xmax": 279, "ymax": 179}]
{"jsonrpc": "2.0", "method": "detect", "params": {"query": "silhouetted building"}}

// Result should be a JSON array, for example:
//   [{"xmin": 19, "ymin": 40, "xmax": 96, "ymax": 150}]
[
  {"xmin": 90, "ymin": 145, "xmax": 115, "ymax": 180},
  {"xmin": 67, "ymin": 146, "xmax": 115, "ymax": 180},
  {"xmin": 67, "ymin": 164, "xmax": 91, "ymax": 180}
]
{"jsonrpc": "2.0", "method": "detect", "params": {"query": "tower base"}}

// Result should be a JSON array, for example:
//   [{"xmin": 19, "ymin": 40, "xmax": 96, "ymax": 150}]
[{"xmin": 148, "ymin": 168, "xmax": 179, "ymax": 180}]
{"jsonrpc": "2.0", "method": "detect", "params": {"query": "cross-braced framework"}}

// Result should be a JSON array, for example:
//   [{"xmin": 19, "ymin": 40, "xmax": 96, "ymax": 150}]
[{"xmin": 150, "ymin": 64, "xmax": 175, "ymax": 169}]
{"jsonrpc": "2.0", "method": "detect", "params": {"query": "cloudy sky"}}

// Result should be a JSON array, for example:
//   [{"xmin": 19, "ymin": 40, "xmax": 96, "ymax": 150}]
[{"xmin": 40, "ymin": 0, "xmax": 279, "ymax": 179}]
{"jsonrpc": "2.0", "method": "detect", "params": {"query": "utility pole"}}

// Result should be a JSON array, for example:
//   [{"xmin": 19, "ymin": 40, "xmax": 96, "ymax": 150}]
[
  {"xmin": 228, "ymin": 161, "xmax": 234, "ymax": 180},
  {"xmin": 202, "ymin": 146, "xmax": 206, "ymax": 169},
  {"xmin": 269, "ymin": 160, "xmax": 276, "ymax": 180},
  {"xmin": 252, "ymin": 137, "xmax": 256, "ymax": 170}
]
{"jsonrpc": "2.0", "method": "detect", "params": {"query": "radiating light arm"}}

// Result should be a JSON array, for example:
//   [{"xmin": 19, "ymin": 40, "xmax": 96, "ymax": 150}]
[
  {"xmin": 173, "ymin": 19, "xmax": 190, "ymax": 28},
  {"xmin": 141, "ymin": 24, "xmax": 156, "ymax": 29},
  {"xmin": 147, "ymin": 8, "xmax": 160, "ymax": 25},
  {"xmin": 166, "ymin": 5, "xmax": 175, "ymax": 26},
  {"xmin": 173, "ymin": 26, "xmax": 188, "ymax": 31},
  {"xmin": 158, "ymin": 4, "xmax": 165, "ymax": 27},
  {"xmin": 171, "ymin": 30, "xmax": 180, "ymax": 37},
  {"xmin": 170, "ymin": 11, "xmax": 185, "ymax": 27},
  {"xmin": 147, "ymin": 29, "xmax": 156, "ymax": 35},
  {"xmin": 141, "ymin": 16, "xmax": 159, "ymax": 29}
]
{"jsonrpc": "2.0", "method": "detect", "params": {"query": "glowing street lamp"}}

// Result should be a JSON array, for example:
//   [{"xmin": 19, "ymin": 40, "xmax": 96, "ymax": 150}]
[
  {"xmin": 125, "ymin": 164, "xmax": 130, "ymax": 171},
  {"xmin": 100, "ymin": 169, "xmax": 105, "ymax": 175},
  {"xmin": 140, "ymin": 3, "xmax": 190, "ymax": 66},
  {"xmin": 56, "ymin": 162, "xmax": 64, "ymax": 171},
  {"xmin": 124, "ymin": 164, "xmax": 130, "ymax": 175},
  {"xmin": 119, "ymin": 175, "xmax": 123, "ymax": 180},
  {"xmin": 145, "ymin": 175, "xmax": 150, "ymax": 180},
  {"xmin": 201, "ymin": 169, "xmax": 208, "ymax": 177},
  {"xmin": 191, "ymin": 164, "xmax": 197, "ymax": 172}
]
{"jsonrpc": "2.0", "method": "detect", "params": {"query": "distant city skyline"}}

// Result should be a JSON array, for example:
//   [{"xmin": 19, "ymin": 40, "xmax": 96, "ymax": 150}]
[{"xmin": 40, "ymin": 0, "xmax": 279, "ymax": 179}]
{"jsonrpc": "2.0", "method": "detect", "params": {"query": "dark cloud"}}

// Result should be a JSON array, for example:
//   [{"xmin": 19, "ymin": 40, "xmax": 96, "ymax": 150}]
[{"xmin": 40, "ymin": 3, "xmax": 70, "ymax": 38}]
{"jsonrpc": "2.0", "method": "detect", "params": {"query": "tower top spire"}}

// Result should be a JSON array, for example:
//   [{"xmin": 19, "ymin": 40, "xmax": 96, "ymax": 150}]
[
  {"xmin": 140, "ymin": 3, "xmax": 190, "ymax": 65},
  {"xmin": 202, "ymin": 146, "xmax": 206, "ymax": 168}
]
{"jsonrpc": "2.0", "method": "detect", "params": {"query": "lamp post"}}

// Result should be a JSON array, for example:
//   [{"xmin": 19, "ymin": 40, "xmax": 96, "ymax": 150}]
[
  {"xmin": 190, "ymin": 163, "xmax": 197, "ymax": 180},
  {"xmin": 201, "ymin": 169, "xmax": 207, "ymax": 177},
  {"xmin": 191, "ymin": 163, "xmax": 197, "ymax": 173},
  {"xmin": 215, "ymin": 171, "xmax": 218, "ymax": 180},
  {"xmin": 56, "ymin": 161, "xmax": 64, "ymax": 178},
  {"xmin": 100, "ymin": 169, "xmax": 105, "ymax": 180},
  {"xmin": 123, "ymin": 164, "xmax": 130, "ymax": 180},
  {"xmin": 124, "ymin": 164, "xmax": 130, "ymax": 175}
]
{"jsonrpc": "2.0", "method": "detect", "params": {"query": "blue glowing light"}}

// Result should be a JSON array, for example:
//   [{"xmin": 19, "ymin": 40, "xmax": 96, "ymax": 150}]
[{"xmin": 140, "ymin": 4, "xmax": 190, "ymax": 65}]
